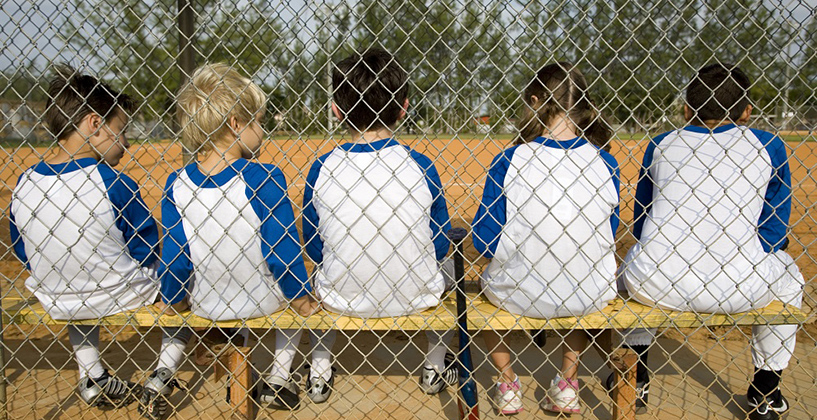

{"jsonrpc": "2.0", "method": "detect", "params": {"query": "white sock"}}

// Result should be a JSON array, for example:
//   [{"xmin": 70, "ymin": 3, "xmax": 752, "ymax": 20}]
[
  {"xmin": 424, "ymin": 330, "xmax": 455, "ymax": 372},
  {"xmin": 268, "ymin": 329, "xmax": 303, "ymax": 381},
  {"xmin": 157, "ymin": 327, "xmax": 193, "ymax": 372},
  {"xmin": 67, "ymin": 325, "xmax": 105, "ymax": 379},
  {"xmin": 309, "ymin": 330, "xmax": 336, "ymax": 381}
]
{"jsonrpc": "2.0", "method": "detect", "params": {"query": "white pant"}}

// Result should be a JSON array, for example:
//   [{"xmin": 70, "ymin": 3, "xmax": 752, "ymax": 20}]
[{"xmin": 620, "ymin": 251, "xmax": 804, "ymax": 371}]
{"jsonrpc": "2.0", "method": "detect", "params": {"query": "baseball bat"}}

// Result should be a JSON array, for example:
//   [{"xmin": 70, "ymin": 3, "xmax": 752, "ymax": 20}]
[{"xmin": 447, "ymin": 227, "xmax": 479, "ymax": 420}]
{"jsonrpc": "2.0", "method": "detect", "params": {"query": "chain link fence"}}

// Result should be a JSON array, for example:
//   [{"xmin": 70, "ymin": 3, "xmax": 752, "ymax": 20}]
[{"xmin": 1, "ymin": 0, "xmax": 816, "ymax": 419}]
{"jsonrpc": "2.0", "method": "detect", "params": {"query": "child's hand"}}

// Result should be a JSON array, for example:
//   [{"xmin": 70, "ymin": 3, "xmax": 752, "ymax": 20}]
[
  {"xmin": 155, "ymin": 300, "xmax": 189, "ymax": 315},
  {"xmin": 291, "ymin": 295, "xmax": 320, "ymax": 317}
]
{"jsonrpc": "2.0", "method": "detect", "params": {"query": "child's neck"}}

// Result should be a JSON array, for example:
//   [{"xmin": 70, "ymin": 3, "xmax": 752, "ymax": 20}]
[
  {"xmin": 542, "ymin": 115, "xmax": 578, "ymax": 140},
  {"xmin": 350, "ymin": 127, "xmax": 394, "ymax": 144},
  {"xmin": 197, "ymin": 141, "xmax": 245, "ymax": 174},
  {"xmin": 47, "ymin": 135, "xmax": 98, "ymax": 164}
]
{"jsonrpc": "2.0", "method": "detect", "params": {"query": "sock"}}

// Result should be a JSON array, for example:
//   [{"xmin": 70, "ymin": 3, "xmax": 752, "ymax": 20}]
[
  {"xmin": 67, "ymin": 325, "xmax": 105, "ymax": 380},
  {"xmin": 424, "ymin": 330, "xmax": 455, "ymax": 372},
  {"xmin": 157, "ymin": 327, "xmax": 193, "ymax": 372},
  {"xmin": 750, "ymin": 368, "xmax": 782, "ymax": 399},
  {"xmin": 628, "ymin": 344, "xmax": 650, "ymax": 383},
  {"xmin": 268, "ymin": 329, "xmax": 304, "ymax": 381},
  {"xmin": 309, "ymin": 330, "xmax": 336, "ymax": 381}
]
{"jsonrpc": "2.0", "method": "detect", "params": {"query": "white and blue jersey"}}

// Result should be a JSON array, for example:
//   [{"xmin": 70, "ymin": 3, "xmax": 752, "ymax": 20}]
[
  {"xmin": 10, "ymin": 158, "xmax": 159, "ymax": 320},
  {"xmin": 303, "ymin": 138, "xmax": 451, "ymax": 318},
  {"xmin": 159, "ymin": 159, "xmax": 311, "ymax": 320},
  {"xmin": 622, "ymin": 124, "xmax": 792, "ymax": 313},
  {"xmin": 472, "ymin": 137, "xmax": 620, "ymax": 318}
]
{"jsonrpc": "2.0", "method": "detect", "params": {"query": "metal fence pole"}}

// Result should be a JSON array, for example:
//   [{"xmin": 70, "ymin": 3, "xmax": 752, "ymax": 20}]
[{"xmin": 178, "ymin": 0, "xmax": 196, "ymax": 164}]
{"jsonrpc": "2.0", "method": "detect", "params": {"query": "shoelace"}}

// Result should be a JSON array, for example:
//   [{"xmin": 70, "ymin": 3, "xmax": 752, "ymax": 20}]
[{"xmin": 100, "ymin": 375, "xmax": 134, "ymax": 400}]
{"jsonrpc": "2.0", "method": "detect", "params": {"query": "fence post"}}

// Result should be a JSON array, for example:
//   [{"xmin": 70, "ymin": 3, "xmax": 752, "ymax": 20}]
[
  {"xmin": 177, "ymin": 0, "xmax": 197, "ymax": 165},
  {"xmin": 0, "ymin": 304, "xmax": 6, "ymax": 420}
]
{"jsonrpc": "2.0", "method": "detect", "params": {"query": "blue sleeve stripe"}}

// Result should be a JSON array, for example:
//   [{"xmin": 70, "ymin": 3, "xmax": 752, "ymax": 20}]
[
  {"xmin": 158, "ymin": 172, "xmax": 193, "ymax": 304},
  {"xmin": 471, "ymin": 146, "xmax": 516, "ymax": 258},
  {"xmin": 599, "ymin": 150, "xmax": 621, "ymax": 237},
  {"xmin": 632, "ymin": 131, "xmax": 670, "ymax": 241},
  {"xmin": 408, "ymin": 148, "xmax": 451, "ymax": 261},
  {"xmin": 751, "ymin": 128, "xmax": 791, "ymax": 252},
  {"xmin": 97, "ymin": 164, "xmax": 159, "ymax": 267},
  {"xmin": 303, "ymin": 152, "xmax": 332, "ymax": 266},
  {"xmin": 246, "ymin": 164, "xmax": 312, "ymax": 300}
]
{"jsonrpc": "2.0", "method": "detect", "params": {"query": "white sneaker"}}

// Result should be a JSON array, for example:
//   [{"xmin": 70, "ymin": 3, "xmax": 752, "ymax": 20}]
[
  {"xmin": 543, "ymin": 376, "xmax": 581, "ymax": 414},
  {"xmin": 491, "ymin": 377, "xmax": 524, "ymax": 415}
]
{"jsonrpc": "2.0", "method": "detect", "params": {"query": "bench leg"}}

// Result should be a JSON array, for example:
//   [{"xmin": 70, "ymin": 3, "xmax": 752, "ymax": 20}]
[
  {"xmin": 227, "ymin": 346, "xmax": 253, "ymax": 420},
  {"xmin": 611, "ymin": 347, "xmax": 638, "ymax": 420}
]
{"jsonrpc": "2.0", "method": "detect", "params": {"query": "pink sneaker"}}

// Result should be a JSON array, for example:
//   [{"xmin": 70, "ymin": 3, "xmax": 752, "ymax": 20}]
[
  {"xmin": 544, "ymin": 376, "xmax": 581, "ymax": 414},
  {"xmin": 491, "ymin": 377, "xmax": 524, "ymax": 414}
]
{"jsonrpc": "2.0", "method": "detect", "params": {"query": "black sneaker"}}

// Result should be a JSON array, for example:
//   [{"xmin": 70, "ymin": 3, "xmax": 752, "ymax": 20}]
[
  {"xmin": 419, "ymin": 352, "xmax": 458, "ymax": 394},
  {"xmin": 139, "ymin": 368, "xmax": 182, "ymax": 420},
  {"xmin": 605, "ymin": 372, "xmax": 649, "ymax": 414},
  {"xmin": 257, "ymin": 376, "xmax": 300, "ymax": 410},
  {"xmin": 78, "ymin": 370, "xmax": 141, "ymax": 408},
  {"xmin": 747, "ymin": 388, "xmax": 787, "ymax": 420}
]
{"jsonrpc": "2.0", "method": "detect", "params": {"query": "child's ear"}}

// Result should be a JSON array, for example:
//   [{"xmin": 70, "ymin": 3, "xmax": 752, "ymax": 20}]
[
  {"xmin": 683, "ymin": 105, "xmax": 693, "ymax": 121},
  {"xmin": 399, "ymin": 98, "xmax": 409, "ymax": 121},
  {"xmin": 331, "ymin": 102, "xmax": 343, "ymax": 121},
  {"xmin": 738, "ymin": 104, "xmax": 753, "ymax": 124},
  {"xmin": 79, "ymin": 113, "xmax": 103, "ymax": 137}
]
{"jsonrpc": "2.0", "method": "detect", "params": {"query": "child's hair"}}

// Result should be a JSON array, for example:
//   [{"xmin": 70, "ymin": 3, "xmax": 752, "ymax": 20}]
[
  {"xmin": 44, "ymin": 64, "xmax": 136, "ymax": 141},
  {"xmin": 517, "ymin": 62, "xmax": 611, "ymax": 150},
  {"xmin": 176, "ymin": 63, "xmax": 266, "ymax": 153},
  {"xmin": 332, "ymin": 48, "xmax": 408, "ymax": 131},
  {"xmin": 686, "ymin": 63, "xmax": 751, "ymax": 123}
]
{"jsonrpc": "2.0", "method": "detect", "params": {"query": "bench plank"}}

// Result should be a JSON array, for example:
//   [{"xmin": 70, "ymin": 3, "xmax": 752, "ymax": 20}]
[
  {"xmin": 1, "ymin": 296, "xmax": 807, "ymax": 331},
  {"xmin": 467, "ymin": 295, "xmax": 808, "ymax": 330}
]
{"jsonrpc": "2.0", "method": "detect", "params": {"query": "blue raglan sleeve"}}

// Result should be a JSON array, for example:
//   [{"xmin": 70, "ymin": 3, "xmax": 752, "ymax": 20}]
[
  {"xmin": 408, "ymin": 149, "xmax": 451, "ymax": 261},
  {"xmin": 158, "ymin": 172, "xmax": 193, "ymax": 304},
  {"xmin": 302, "ymin": 154, "xmax": 329, "ymax": 265},
  {"xmin": 97, "ymin": 164, "xmax": 159, "ymax": 266},
  {"xmin": 9, "ymin": 172, "xmax": 29, "ymax": 269},
  {"xmin": 632, "ymin": 134, "xmax": 667, "ymax": 241},
  {"xmin": 753, "ymin": 129, "xmax": 791, "ymax": 252},
  {"xmin": 246, "ymin": 164, "xmax": 312, "ymax": 300},
  {"xmin": 599, "ymin": 150, "xmax": 621, "ymax": 237},
  {"xmin": 472, "ymin": 148, "xmax": 515, "ymax": 259}
]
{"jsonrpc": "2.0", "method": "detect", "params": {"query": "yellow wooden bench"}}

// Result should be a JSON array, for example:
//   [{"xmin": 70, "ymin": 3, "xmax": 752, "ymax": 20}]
[{"xmin": 0, "ymin": 294, "xmax": 806, "ymax": 420}]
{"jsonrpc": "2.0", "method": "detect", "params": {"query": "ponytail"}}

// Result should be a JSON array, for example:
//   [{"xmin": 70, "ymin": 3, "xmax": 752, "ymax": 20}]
[{"xmin": 516, "ymin": 62, "xmax": 611, "ymax": 151}]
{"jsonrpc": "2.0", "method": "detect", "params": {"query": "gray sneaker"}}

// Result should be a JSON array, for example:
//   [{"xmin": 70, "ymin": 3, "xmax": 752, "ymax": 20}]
[
  {"xmin": 306, "ymin": 370, "xmax": 335, "ymax": 404},
  {"xmin": 78, "ymin": 370, "xmax": 140, "ymax": 407},
  {"xmin": 138, "ymin": 368, "xmax": 179, "ymax": 420}
]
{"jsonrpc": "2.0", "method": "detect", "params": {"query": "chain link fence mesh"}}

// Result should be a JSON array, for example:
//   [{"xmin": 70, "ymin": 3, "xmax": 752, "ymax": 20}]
[{"xmin": 1, "ymin": 0, "xmax": 816, "ymax": 418}]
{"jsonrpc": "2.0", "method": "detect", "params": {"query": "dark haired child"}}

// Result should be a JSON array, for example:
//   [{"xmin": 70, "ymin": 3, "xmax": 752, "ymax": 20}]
[
  {"xmin": 472, "ymin": 62, "xmax": 620, "ymax": 415},
  {"xmin": 618, "ymin": 63, "xmax": 804, "ymax": 420},
  {"xmin": 302, "ymin": 48, "xmax": 456, "ymax": 403},
  {"xmin": 9, "ymin": 65, "xmax": 158, "ymax": 407}
]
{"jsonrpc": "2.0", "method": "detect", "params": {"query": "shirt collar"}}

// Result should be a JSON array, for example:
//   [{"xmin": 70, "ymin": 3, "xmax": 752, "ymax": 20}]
[
  {"xmin": 683, "ymin": 123, "xmax": 738, "ymax": 134},
  {"xmin": 185, "ymin": 158, "xmax": 249, "ymax": 187},
  {"xmin": 32, "ymin": 157, "xmax": 99, "ymax": 175},
  {"xmin": 340, "ymin": 138, "xmax": 400, "ymax": 153},
  {"xmin": 531, "ymin": 136, "xmax": 588, "ymax": 149}
]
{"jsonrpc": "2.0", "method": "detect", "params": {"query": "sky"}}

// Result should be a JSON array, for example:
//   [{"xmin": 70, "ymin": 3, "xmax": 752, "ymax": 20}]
[{"xmin": 1, "ymin": 0, "xmax": 815, "ymax": 73}]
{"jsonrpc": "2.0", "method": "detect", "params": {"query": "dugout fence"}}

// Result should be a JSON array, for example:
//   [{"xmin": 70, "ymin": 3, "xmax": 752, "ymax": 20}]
[{"xmin": 1, "ymin": 0, "xmax": 816, "ymax": 419}]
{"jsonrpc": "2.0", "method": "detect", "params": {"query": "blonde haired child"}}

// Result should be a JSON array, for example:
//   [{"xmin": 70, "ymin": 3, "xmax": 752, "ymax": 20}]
[{"xmin": 138, "ymin": 64, "xmax": 317, "ymax": 419}]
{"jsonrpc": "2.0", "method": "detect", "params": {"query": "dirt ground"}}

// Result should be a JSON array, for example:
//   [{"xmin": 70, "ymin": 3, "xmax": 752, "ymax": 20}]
[
  {"xmin": 2, "ymin": 328, "xmax": 816, "ymax": 419},
  {"xmin": 0, "ymin": 135, "xmax": 815, "ymax": 419}
]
